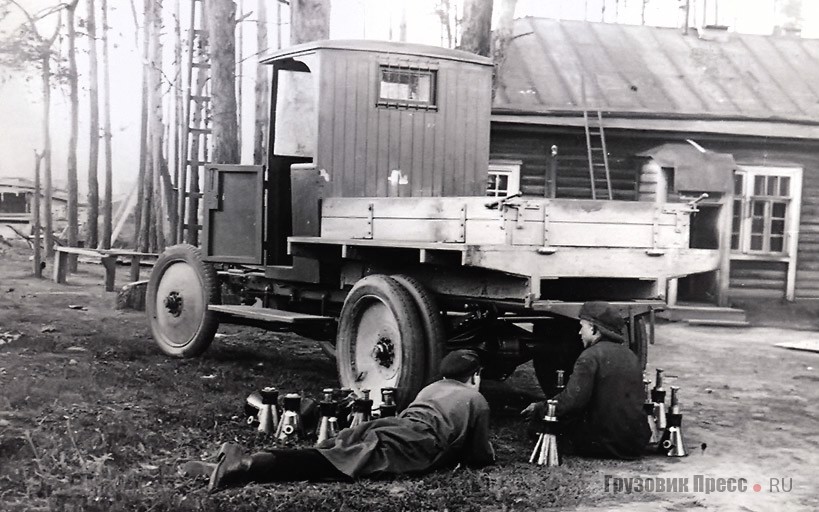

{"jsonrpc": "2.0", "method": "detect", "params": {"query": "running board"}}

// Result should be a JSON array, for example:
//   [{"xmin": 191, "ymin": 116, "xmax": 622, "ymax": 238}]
[{"xmin": 208, "ymin": 304, "xmax": 334, "ymax": 327}]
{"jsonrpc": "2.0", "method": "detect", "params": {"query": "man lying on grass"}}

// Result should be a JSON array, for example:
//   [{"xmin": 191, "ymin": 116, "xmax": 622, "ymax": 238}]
[{"xmin": 199, "ymin": 349, "xmax": 495, "ymax": 492}]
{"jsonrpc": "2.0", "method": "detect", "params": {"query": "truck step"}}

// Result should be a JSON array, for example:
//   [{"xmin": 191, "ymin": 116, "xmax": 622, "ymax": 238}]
[
  {"xmin": 208, "ymin": 305, "xmax": 334, "ymax": 325},
  {"xmin": 658, "ymin": 305, "xmax": 747, "ymax": 323},
  {"xmin": 684, "ymin": 318, "xmax": 751, "ymax": 328}
]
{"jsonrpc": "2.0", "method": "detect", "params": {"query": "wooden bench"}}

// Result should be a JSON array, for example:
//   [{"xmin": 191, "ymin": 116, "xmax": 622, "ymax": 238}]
[{"xmin": 54, "ymin": 247, "xmax": 158, "ymax": 292}]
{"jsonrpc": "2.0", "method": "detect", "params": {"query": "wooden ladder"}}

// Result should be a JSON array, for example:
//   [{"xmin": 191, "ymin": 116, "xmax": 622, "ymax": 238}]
[
  {"xmin": 583, "ymin": 109, "xmax": 613, "ymax": 200},
  {"xmin": 178, "ymin": 0, "xmax": 212, "ymax": 246}
]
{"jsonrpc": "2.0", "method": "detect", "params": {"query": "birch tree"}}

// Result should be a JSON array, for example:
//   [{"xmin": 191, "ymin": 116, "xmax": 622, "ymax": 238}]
[
  {"xmin": 66, "ymin": 0, "xmax": 80, "ymax": 269},
  {"xmin": 3, "ymin": 1, "xmax": 63, "ymax": 259},
  {"xmin": 290, "ymin": 0, "xmax": 330, "ymax": 44},
  {"xmin": 252, "ymin": 0, "xmax": 269, "ymax": 165},
  {"xmin": 459, "ymin": 0, "xmax": 492, "ymax": 57},
  {"xmin": 207, "ymin": 0, "xmax": 239, "ymax": 164},
  {"xmin": 101, "ymin": 0, "xmax": 112, "ymax": 248},
  {"xmin": 86, "ymin": 0, "xmax": 100, "ymax": 248}
]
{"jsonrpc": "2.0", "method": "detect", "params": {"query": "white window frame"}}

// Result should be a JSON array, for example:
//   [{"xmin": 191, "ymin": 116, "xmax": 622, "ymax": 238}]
[
  {"xmin": 731, "ymin": 165, "xmax": 802, "ymax": 300},
  {"xmin": 487, "ymin": 160, "xmax": 521, "ymax": 198}
]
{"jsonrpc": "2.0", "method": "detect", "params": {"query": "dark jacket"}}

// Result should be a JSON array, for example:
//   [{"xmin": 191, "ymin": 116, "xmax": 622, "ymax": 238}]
[
  {"xmin": 553, "ymin": 337, "xmax": 649, "ymax": 459},
  {"xmin": 319, "ymin": 379, "xmax": 494, "ymax": 477}
]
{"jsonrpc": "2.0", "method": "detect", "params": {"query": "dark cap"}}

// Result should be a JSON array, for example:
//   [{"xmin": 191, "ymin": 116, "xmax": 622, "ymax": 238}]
[
  {"xmin": 440, "ymin": 349, "xmax": 481, "ymax": 380},
  {"xmin": 579, "ymin": 301, "xmax": 626, "ymax": 343}
]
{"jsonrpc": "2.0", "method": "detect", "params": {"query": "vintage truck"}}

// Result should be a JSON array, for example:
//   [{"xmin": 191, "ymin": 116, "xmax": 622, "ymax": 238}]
[{"xmin": 147, "ymin": 40, "xmax": 720, "ymax": 408}]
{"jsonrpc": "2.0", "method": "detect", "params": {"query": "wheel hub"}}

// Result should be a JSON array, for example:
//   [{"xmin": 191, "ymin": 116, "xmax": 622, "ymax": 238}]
[
  {"xmin": 372, "ymin": 337, "xmax": 395, "ymax": 368},
  {"xmin": 164, "ymin": 291, "xmax": 184, "ymax": 317}
]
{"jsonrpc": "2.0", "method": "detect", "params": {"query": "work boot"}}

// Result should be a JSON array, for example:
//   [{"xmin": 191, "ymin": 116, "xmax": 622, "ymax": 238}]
[{"xmin": 208, "ymin": 443, "xmax": 251, "ymax": 493}]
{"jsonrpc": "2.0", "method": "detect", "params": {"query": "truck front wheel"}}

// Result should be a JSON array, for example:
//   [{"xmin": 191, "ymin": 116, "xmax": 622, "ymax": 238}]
[{"xmin": 147, "ymin": 244, "xmax": 220, "ymax": 358}]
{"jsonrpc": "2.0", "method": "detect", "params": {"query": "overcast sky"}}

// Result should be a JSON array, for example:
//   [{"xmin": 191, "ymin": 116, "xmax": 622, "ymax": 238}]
[{"xmin": 1, "ymin": 0, "xmax": 816, "ymax": 195}]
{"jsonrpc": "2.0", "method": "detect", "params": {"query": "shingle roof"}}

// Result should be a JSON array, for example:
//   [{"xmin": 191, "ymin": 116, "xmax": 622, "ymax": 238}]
[{"xmin": 494, "ymin": 17, "xmax": 819, "ymax": 125}]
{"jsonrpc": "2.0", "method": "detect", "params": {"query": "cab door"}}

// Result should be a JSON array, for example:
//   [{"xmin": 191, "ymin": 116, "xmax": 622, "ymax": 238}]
[{"xmin": 201, "ymin": 164, "xmax": 265, "ymax": 264}]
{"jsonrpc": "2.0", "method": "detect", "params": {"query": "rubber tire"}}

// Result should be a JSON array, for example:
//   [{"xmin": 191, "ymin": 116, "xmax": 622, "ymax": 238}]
[
  {"xmin": 532, "ymin": 319, "xmax": 584, "ymax": 397},
  {"xmin": 391, "ymin": 275, "xmax": 445, "ymax": 384},
  {"xmin": 147, "ymin": 244, "xmax": 220, "ymax": 358},
  {"xmin": 632, "ymin": 315, "xmax": 649, "ymax": 371},
  {"xmin": 336, "ymin": 275, "xmax": 426, "ymax": 410}
]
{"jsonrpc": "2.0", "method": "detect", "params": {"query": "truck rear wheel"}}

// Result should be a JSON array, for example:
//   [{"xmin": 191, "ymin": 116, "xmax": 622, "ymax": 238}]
[
  {"xmin": 336, "ymin": 275, "xmax": 426, "ymax": 409},
  {"xmin": 147, "ymin": 244, "xmax": 220, "ymax": 358},
  {"xmin": 391, "ymin": 275, "xmax": 445, "ymax": 384}
]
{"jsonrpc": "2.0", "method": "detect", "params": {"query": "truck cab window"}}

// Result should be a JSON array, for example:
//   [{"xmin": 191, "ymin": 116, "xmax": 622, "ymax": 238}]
[{"xmin": 274, "ymin": 68, "xmax": 316, "ymax": 158}]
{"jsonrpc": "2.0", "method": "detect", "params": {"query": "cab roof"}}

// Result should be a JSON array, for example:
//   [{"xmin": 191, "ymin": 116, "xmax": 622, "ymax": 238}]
[{"xmin": 260, "ymin": 39, "xmax": 493, "ymax": 67}]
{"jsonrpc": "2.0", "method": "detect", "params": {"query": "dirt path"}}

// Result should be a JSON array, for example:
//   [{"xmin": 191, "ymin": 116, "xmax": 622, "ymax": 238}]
[
  {"xmin": 1, "ymin": 244, "xmax": 818, "ymax": 511},
  {"xmin": 590, "ymin": 323, "xmax": 819, "ymax": 511}
]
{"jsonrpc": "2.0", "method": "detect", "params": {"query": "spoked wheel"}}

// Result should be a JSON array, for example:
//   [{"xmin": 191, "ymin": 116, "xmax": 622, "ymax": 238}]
[
  {"xmin": 336, "ymin": 275, "xmax": 426, "ymax": 410},
  {"xmin": 147, "ymin": 244, "xmax": 220, "ymax": 358},
  {"xmin": 391, "ymin": 275, "xmax": 445, "ymax": 384}
]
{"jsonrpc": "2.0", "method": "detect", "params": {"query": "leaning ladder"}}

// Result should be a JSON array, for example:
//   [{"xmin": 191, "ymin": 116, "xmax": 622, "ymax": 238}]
[
  {"xmin": 583, "ymin": 110, "xmax": 613, "ymax": 200},
  {"xmin": 178, "ymin": 0, "xmax": 212, "ymax": 246}
]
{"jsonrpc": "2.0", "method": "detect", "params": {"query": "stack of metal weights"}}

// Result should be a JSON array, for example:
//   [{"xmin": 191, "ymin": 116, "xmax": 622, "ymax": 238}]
[
  {"xmin": 275, "ymin": 393, "xmax": 303, "ymax": 443},
  {"xmin": 643, "ymin": 376, "xmax": 661, "ymax": 444},
  {"xmin": 379, "ymin": 387, "xmax": 397, "ymax": 418},
  {"xmin": 316, "ymin": 388, "xmax": 340, "ymax": 446},
  {"xmin": 529, "ymin": 399, "xmax": 560, "ymax": 466},
  {"xmin": 647, "ymin": 368, "xmax": 688, "ymax": 457},
  {"xmin": 349, "ymin": 389, "xmax": 373, "ymax": 427}
]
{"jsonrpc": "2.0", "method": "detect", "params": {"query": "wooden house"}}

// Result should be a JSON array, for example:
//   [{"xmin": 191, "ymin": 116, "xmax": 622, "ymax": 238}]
[
  {"xmin": 0, "ymin": 178, "xmax": 69, "ymax": 239},
  {"xmin": 492, "ymin": 18, "xmax": 819, "ymax": 304}
]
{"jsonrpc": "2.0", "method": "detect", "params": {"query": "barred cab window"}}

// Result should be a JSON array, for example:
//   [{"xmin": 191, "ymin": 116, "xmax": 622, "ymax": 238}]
[{"xmin": 378, "ymin": 66, "xmax": 436, "ymax": 109}]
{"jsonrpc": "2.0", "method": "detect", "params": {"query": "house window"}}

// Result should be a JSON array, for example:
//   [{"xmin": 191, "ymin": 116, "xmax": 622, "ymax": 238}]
[
  {"xmin": 731, "ymin": 167, "xmax": 801, "ymax": 255},
  {"xmin": 0, "ymin": 192, "xmax": 27, "ymax": 214},
  {"xmin": 378, "ymin": 66, "xmax": 436, "ymax": 109},
  {"xmin": 486, "ymin": 161, "xmax": 521, "ymax": 197}
]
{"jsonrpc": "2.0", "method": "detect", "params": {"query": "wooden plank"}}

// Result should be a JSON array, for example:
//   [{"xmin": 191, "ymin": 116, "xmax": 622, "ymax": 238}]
[
  {"xmin": 548, "ymin": 223, "xmax": 653, "ymax": 248},
  {"xmin": 344, "ymin": 56, "xmax": 361, "ymax": 196},
  {"xmin": 466, "ymin": 247, "xmax": 721, "ymax": 279},
  {"xmin": 729, "ymin": 278, "xmax": 785, "ymax": 290},
  {"xmin": 56, "ymin": 246, "xmax": 106, "ymax": 258},
  {"xmin": 399, "ymin": 106, "xmax": 414, "ymax": 197},
  {"xmin": 336, "ymin": 58, "xmax": 352, "ymax": 197},
  {"xmin": 209, "ymin": 304, "xmax": 333, "ymax": 324},
  {"xmin": 387, "ymin": 108, "xmax": 401, "ymax": 196},
  {"xmin": 371, "ymin": 218, "xmax": 464, "ymax": 243},
  {"xmin": 443, "ymin": 65, "xmax": 459, "ymax": 196},
  {"xmin": 462, "ymin": 67, "xmax": 479, "ymax": 195},
  {"xmin": 727, "ymin": 288, "xmax": 784, "ymax": 299},
  {"xmin": 321, "ymin": 218, "xmax": 371, "ymax": 239},
  {"xmin": 323, "ymin": 197, "xmax": 500, "ymax": 220}
]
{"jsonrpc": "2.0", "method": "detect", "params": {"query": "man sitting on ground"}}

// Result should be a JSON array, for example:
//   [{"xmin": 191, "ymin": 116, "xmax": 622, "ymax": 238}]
[
  {"xmin": 522, "ymin": 301, "xmax": 650, "ymax": 459},
  {"xmin": 205, "ymin": 349, "xmax": 494, "ymax": 491}
]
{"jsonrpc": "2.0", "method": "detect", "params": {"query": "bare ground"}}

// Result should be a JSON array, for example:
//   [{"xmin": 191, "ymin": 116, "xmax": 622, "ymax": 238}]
[{"xmin": 1, "ymin": 242, "xmax": 818, "ymax": 511}]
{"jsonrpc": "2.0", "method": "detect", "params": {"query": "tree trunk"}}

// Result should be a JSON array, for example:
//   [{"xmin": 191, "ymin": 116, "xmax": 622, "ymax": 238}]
[
  {"xmin": 399, "ymin": 0, "xmax": 407, "ymax": 42},
  {"xmin": 459, "ymin": 0, "xmax": 493, "ymax": 57},
  {"xmin": 137, "ymin": 0, "xmax": 152, "ymax": 254},
  {"xmin": 67, "ymin": 0, "xmax": 80, "ymax": 270},
  {"xmin": 147, "ymin": 0, "xmax": 163, "ymax": 251},
  {"xmin": 86, "ymin": 0, "xmax": 100, "ymax": 249},
  {"xmin": 492, "ymin": 0, "xmax": 518, "ymax": 98},
  {"xmin": 207, "ymin": 0, "xmax": 240, "ymax": 164},
  {"xmin": 252, "ymin": 0, "xmax": 269, "ymax": 165},
  {"xmin": 101, "ymin": 0, "xmax": 113, "ymax": 248},
  {"xmin": 171, "ymin": 0, "xmax": 182, "ymax": 244},
  {"xmin": 41, "ymin": 52, "xmax": 54, "ymax": 259},
  {"xmin": 33, "ymin": 151, "xmax": 43, "ymax": 278},
  {"xmin": 290, "ymin": 0, "xmax": 331, "ymax": 44}
]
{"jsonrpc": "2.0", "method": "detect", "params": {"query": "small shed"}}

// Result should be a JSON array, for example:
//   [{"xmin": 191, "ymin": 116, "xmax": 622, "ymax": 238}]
[
  {"xmin": 0, "ymin": 178, "xmax": 69, "ymax": 240},
  {"xmin": 492, "ymin": 18, "xmax": 819, "ymax": 303}
]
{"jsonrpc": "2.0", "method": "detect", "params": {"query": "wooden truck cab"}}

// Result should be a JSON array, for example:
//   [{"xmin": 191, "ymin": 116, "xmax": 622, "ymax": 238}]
[{"xmin": 150, "ymin": 40, "xmax": 722, "ymax": 408}]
